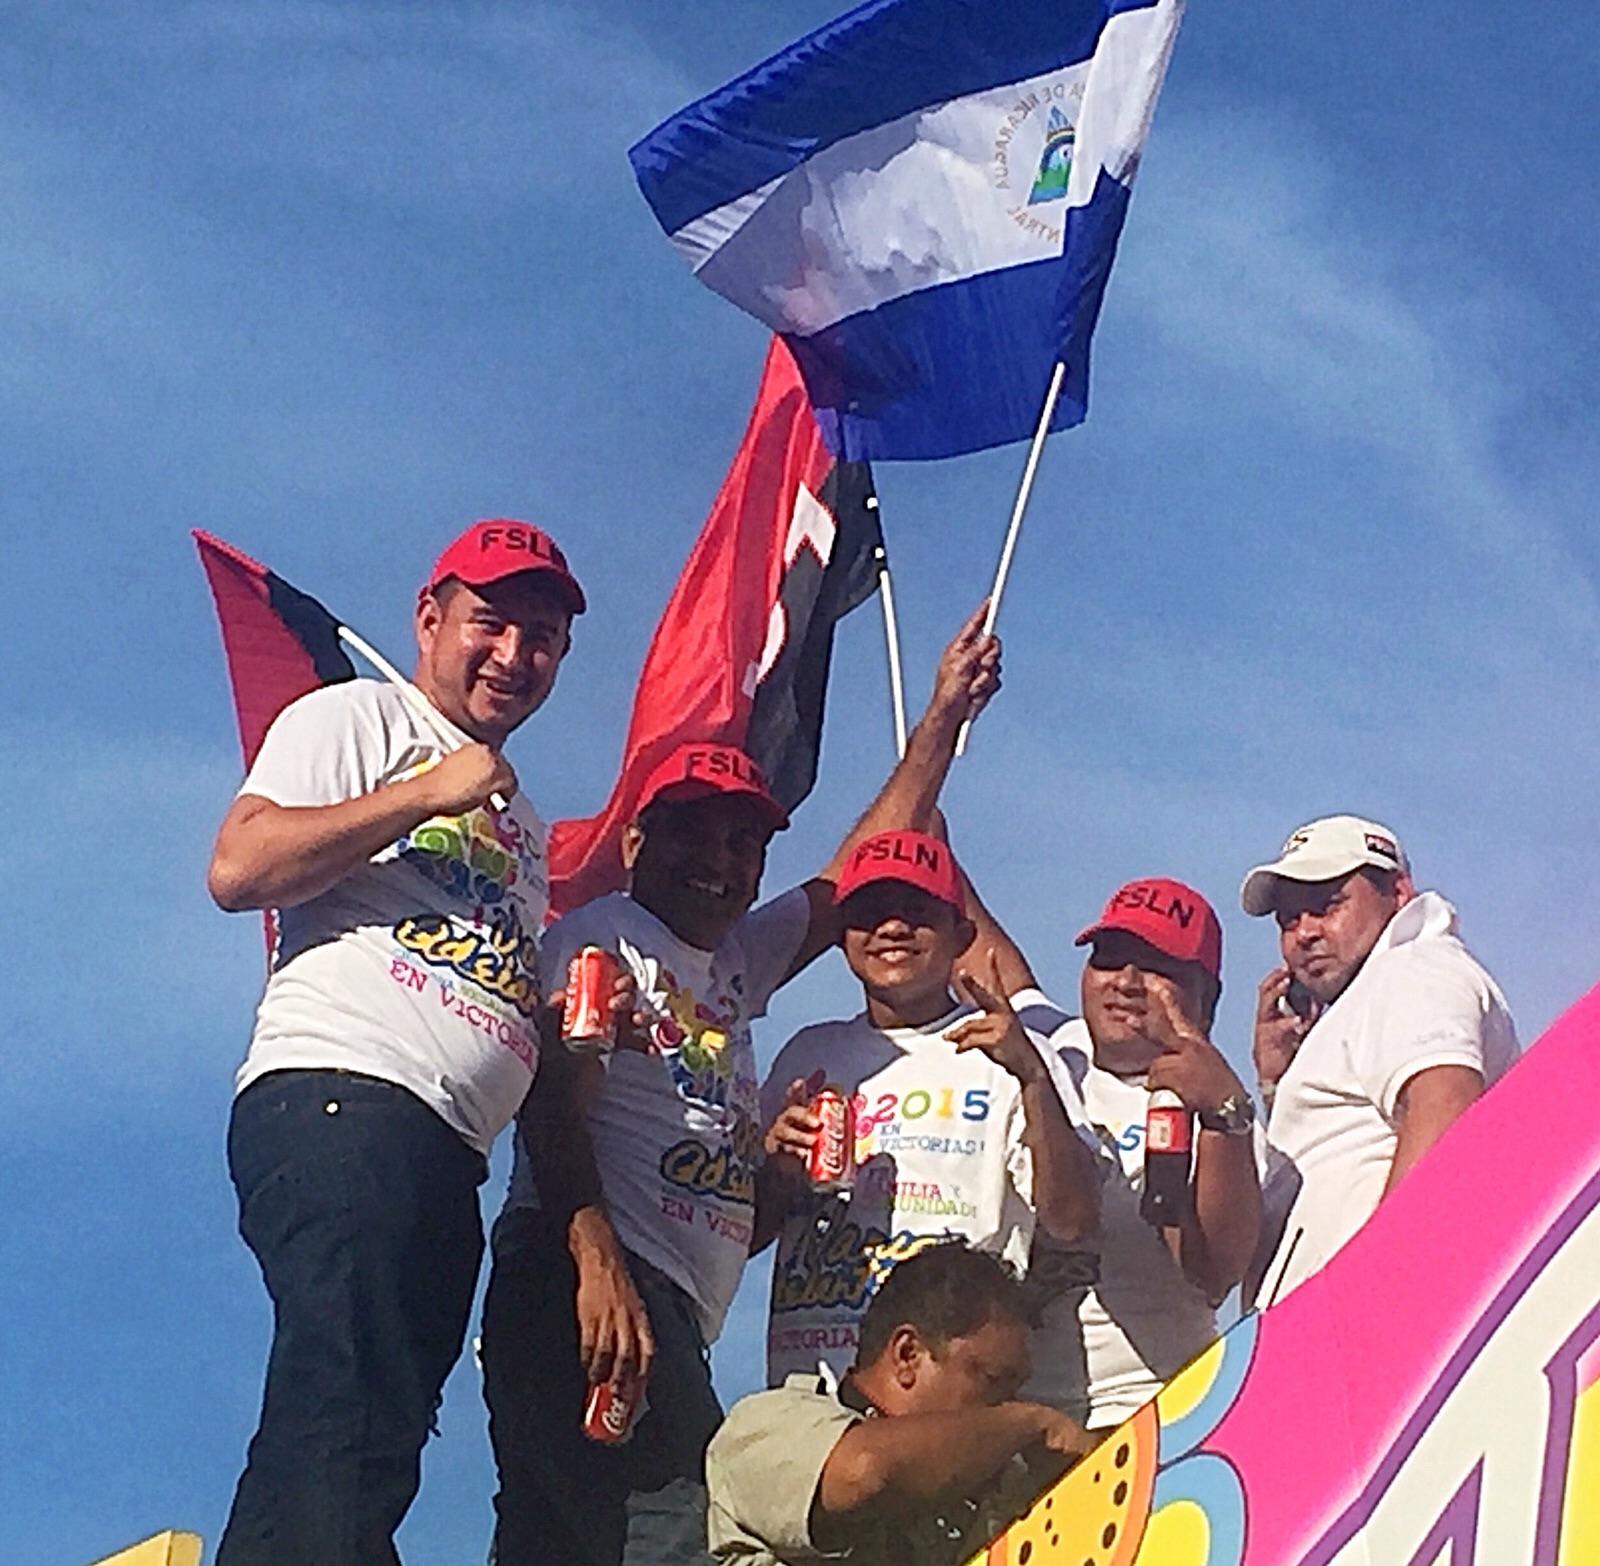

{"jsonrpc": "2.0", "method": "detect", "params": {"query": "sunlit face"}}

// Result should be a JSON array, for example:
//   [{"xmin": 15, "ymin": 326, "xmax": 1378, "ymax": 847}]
[
  {"xmin": 1273, "ymin": 869, "xmax": 1411, "ymax": 1004},
  {"xmin": 414, "ymin": 574, "xmax": 572, "ymax": 746},
  {"xmin": 900, "ymin": 1314, "xmax": 1032, "ymax": 1415},
  {"xmin": 838, "ymin": 881, "xmax": 974, "ymax": 1015},
  {"xmin": 625, "ymin": 793, "xmax": 774, "ymax": 951},
  {"xmin": 1080, "ymin": 929, "xmax": 1210, "ymax": 1073}
]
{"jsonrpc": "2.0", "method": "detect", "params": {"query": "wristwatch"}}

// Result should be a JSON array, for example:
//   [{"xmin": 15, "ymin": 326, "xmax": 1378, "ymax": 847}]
[{"xmin": 1198, "ymin": 1093, "xmax": 1257, "ymax": 1136}]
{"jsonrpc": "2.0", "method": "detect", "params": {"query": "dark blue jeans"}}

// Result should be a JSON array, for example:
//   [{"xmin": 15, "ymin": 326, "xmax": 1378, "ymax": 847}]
[
  {"xmin": 481, "ymin": 1207, "xmax": 721, "ymax": 1566},
  {"xmin": 218, "ymin": 1070, "xmax": 488, "ymax": 1566}
]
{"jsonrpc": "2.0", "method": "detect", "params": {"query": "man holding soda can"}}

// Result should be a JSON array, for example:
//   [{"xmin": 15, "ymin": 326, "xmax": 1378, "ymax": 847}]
[
  {"xmin": 759, "ymin": 828, "xmax": 1101, "ymax": 1397},
  {"xmin": 481, "ymin": 605, "xmax": 1004, "ymax": 1566},
  {"xmin": 992, "ymin": 879, "xmax": 1260, "ymax": 1430}
]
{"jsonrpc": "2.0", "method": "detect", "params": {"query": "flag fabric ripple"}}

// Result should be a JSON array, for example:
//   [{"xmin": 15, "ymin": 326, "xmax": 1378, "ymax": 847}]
[
  {"xmin": 629, "ymin": 0, "xmax": 1183, "ymax": 463},
  {"xmin": 194, "ymin": 530, "xmax": 356, "ymax": 769},
  {"xmin": 548, "ymin": 338, "xmax": 881, "ymax": 916}
]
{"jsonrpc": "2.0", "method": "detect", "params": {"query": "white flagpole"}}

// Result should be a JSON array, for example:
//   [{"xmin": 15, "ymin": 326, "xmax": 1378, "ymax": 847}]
[
  {"xmin": 336, "ymin": 624, "xmax": 510, "ymax": 812},
  {"xmin": 954, "ymin": 359, "xmax": 1067, "ymax": 758},
  {"xmin": 869, "ymin": 501, "xmax": 909, "ymax": 759}
]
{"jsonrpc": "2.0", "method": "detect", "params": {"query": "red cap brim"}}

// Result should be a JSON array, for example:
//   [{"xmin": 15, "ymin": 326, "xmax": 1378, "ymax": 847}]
[
  {"xmin": 642, "ymin": 778, "xmax": 789, "ymax": 832},
  {"xmin": 433, "ymin": 561, "xmax": 586, "ymax": 616}
]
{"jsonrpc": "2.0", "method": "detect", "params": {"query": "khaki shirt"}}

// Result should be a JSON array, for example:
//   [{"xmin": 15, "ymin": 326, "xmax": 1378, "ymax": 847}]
[
  {"xmin": 706, "ymin": 1374, "xmax": 1041, "ymax": 1566},
  {"xmin": 707, "ymin": 1376, "xmax": 859, "ymax": 1564}
]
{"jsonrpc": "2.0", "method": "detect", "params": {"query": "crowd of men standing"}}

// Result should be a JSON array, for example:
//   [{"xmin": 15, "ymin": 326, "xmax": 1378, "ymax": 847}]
[{"xmin": 206, "ymin": 518, "xmax": 1520, "ymax": 1566}]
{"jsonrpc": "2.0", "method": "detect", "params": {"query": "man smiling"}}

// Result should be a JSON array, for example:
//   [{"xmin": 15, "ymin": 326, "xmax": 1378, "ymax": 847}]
[
  {"xmin": 482, "ymin": 608, "xmax": 1003, "ymax": 1566},
  {"xmin": 998, "ymin": 879, "xmax": 1259, "ymax": 1428},
  {"xmin": 758, "ymin": 829, "xmax": 1100, "ymax": 1394},
  {"xmin": 206, "ymin": 519, "xmax": 591, "ymax": 1565},
  {"xmin": 1242, "ymin": 815, "xmax": 1519, "ymax": 1305}
]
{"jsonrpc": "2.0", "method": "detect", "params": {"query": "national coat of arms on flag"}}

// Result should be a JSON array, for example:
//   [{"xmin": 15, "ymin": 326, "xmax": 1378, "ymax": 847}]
[{"xmin": 629, "ymin": 0, "xmax": 1184, "ymax": 461}]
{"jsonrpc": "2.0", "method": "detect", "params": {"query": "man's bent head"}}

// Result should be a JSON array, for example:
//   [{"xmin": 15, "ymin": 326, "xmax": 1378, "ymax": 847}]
[{"xmin": 851, "ymin": 1243, "xmax": 1033, "ymax": 1417}]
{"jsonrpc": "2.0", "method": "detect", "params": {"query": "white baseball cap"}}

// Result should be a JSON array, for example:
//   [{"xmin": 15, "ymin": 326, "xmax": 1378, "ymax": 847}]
[{"xmin": 1240, "ymin": 815, "xmax": 1409, "ymax": 917}]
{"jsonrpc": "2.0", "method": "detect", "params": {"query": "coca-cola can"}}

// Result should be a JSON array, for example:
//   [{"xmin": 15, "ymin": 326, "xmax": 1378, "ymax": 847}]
[
  {"xmin": 583, "ymin": 1378, "xmax": 641, "ymax": 1444},
  {"xmin": 806, "ymin": 1088, "xmax": 855, "ymax": 1191},
  {"xmin": 562, "ymin": 945, "xmax": 619, "ymax": 1049},
  {"xmin": 1140, "ymin": 1087, "xmax": 1193, "ymax": 1228},
  {"xmin": 1144, "ymin": 1089, "xmax": 1194, "ymax": 1155}
]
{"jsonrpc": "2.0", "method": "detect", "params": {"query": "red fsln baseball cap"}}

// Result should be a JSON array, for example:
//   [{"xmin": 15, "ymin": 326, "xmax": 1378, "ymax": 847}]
[
  {"xmin": 426, "ymin": 519, "xmax": 586, "ymax": 616},
  {"xmin": 1075, "ymin": 877, "xmax": 1222, "ymax": 981},
  {"xmin": 833, "ymin": 829, "xmax": 965, "ymax": 914},
  {"xmin": 635, "ymin": 742, "xmax": 789, "ymax": 832}
]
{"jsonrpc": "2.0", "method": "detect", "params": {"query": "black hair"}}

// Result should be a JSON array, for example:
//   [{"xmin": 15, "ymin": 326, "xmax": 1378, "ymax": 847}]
[
  {"xmin": 1358, "ymin": 865, "xmax": 1403, "ymax": 898},
  {"xmin": 855, "ymin": 1242, "xmax": 1028, "ymax": 1366},
  {"xmin": 635, "ymin": 797, "xmax": 679, "ymax": 836},
  {"xmin": 634, "ymin": 792, "xmax": 776, "ymax": 843}
]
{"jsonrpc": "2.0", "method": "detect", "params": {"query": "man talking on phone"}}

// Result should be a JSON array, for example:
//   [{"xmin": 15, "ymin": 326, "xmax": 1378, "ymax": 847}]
[{"xmin": 1240, "ymin": 815, "xmax": 1518, "ymax": 1306}]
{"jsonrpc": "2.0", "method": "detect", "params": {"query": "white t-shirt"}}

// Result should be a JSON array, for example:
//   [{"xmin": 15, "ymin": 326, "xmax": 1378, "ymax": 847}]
[
  {"xmin": 761, "ymin": 1003, "xmax": 1076, "ymax": 1387},
  {"xmin": 235, "ymin": 680, "xmax": 549, "ymax": 1156},
  {"xmin": 1253, "ymin": 891, "xmax": 1519, "ymax": 1305},
  {"xmin": 505, "ymin": 889, "xmax": 810, "ymax": 1341},
  {"xmin": 1012, "ymin": 995, "xmax": 1218, "ymax": 1429}
]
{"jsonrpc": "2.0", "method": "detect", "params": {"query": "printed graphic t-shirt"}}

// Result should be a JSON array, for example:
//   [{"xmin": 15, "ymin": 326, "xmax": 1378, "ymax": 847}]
[
  {"xmin": 761, "ymin": 1005, "xmax": 1048, "ymax": 1386},
  {"xmin": 235, "ymin": 680, "xmax": 549, "ymax": 1156},
  {"xmin": 505, "ymin": 889, "xmax": 810, "ymax": 1341},
  {"xmin": 1013, "ymin": 997, "xmax": 1218, "ymax": 1429}
]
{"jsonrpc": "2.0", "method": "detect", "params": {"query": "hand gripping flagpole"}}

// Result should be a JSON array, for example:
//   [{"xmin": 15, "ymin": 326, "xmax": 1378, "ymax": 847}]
[
  {"xmin": 869, "ymin": 499, "xmax": 909, "ymax": 760},
  {"xmin": 335, "ymin": 624, "xmax": 511, "ymax": 812},
  {"xmin": 954, "ymin": 359, "xmax": 1068, "ymax": 758}
]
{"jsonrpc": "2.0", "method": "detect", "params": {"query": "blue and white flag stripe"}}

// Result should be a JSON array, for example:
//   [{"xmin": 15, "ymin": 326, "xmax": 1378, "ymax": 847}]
[
  {"xmin": 629, "ymin": 0, "xmax": 1183, "ymax": 462},
  {"xmin": 631, "ymin": 0, "xmax": 1160, "ymax": 235}
]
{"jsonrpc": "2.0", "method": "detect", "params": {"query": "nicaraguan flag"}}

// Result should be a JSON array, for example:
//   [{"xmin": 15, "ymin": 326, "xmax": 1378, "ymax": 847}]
[{"xmin": 629, "ymin": 0, "xmax": 1183, "ymax": 462}]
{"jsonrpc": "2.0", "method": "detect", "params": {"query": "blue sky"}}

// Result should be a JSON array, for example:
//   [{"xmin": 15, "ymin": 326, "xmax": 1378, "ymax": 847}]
[{"xmin": 3, "ymin": 1, "xmax": 1598, "ymax": 1560}]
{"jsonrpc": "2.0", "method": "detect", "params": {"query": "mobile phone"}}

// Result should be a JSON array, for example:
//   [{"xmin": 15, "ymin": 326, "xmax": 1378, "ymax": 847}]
[{"xmin": 1285, "ymin": 978, "xmax": 1316, "ymax": 1020}]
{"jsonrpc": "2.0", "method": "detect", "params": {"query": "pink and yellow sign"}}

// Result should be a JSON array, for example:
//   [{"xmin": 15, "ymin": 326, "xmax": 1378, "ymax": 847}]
[{"xmin": 974, "ymin": 981, "xmax": 1600, "ymax": 1565}]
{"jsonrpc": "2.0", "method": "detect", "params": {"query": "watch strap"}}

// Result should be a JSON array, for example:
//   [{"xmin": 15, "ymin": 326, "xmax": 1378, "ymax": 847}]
[{"xmin": 1198, "ymin": 1093, "xmax": 1257, "ymax": 1136}]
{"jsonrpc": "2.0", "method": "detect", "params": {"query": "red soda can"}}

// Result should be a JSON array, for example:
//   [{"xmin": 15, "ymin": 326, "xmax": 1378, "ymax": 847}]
[
  {"xmin": 1140, "ymin": 1088, "xmax": 1193, "ymax": 1228},
  {"xmin": 583, "ymin": 1377, "xmax": 641, "ymax": 1444},
  {"xmin": 562, "ymin": 945, "xmax": 619, "ymax": 1048},
  {"xmin": 1144, "ymin": 1090, "xmax": 1193, "ymax": 1155},
  {"xmin": 806, "ymin": 1087, "xmax": 855, "ymax": 1191}
]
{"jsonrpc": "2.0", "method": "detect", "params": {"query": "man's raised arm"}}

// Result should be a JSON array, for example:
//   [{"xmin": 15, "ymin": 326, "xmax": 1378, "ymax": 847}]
[{"xmin": 782, "ymin": 602, "xmax": 1001, "ymax": 980}]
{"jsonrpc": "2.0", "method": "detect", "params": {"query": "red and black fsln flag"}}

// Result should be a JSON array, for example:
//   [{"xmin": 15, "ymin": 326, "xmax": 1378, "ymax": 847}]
[
  {"xmin": 194, "ymin": 530, "xmax": 356, "ymax": 768},
  {"xmin": 549, "ymin": 338, "xmax": 882, "ymax": 914}
]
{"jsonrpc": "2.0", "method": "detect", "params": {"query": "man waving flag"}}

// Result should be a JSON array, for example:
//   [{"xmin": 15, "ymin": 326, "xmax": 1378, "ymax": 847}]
[{"xmin": 629, "ymin": 0, "xmax": 1183, "ymax": 462}]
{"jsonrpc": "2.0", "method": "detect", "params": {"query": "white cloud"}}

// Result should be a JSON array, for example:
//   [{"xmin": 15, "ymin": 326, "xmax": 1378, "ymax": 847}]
[
  {"xmin": 1117, "ymin": 95, "xmax": 1600, "ymax": 645},
  {"xmin": 0, "ymin": 0, "xmax": 702, "ymax": 508},
  {"xmin": 10, "ymin": 1, "xmax": 694, "ymax": 212}
]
